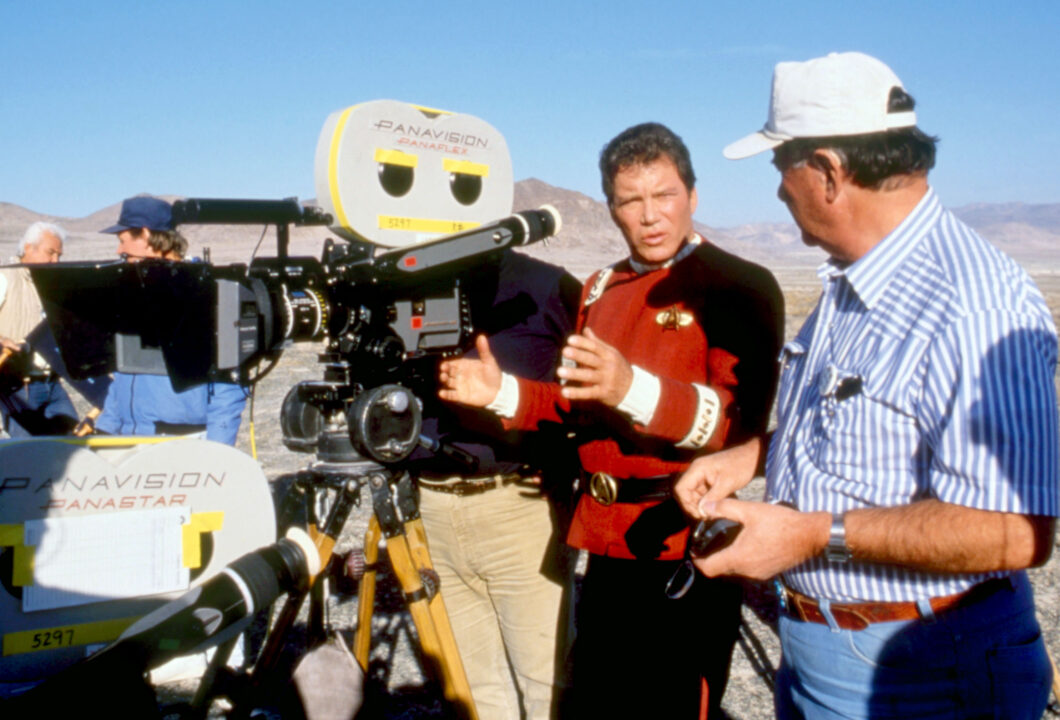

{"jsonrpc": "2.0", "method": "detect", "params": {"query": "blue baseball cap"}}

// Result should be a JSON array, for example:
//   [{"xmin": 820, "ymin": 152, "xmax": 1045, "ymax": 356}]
[{"xmin": 100, "ymin": 196, "xmax": 174, "ymax": 234}]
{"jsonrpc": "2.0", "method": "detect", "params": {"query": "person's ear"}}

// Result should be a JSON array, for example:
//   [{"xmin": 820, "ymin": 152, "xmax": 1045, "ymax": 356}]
[{"xmin": 810, "ymin": 149, "xmax": 846, "ymax": 203}]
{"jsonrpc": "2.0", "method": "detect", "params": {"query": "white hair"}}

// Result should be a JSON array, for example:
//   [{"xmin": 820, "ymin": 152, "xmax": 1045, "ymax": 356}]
[{"xmin": 19, "ymin": 222, "xmax": 67, "ymax": 258}]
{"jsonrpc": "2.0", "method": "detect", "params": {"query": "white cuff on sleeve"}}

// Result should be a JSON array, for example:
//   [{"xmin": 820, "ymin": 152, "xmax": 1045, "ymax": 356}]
[
  {"xmin": 617, "ymin": 365, "xmax": 661, "ymax": 426},
  {"xmin": 675, "ymin": 384, "xmax": 723, "ymax": 449},
  {"xmin": 486, "ymin": 371, "xmax": 520, "ymax": 418}
]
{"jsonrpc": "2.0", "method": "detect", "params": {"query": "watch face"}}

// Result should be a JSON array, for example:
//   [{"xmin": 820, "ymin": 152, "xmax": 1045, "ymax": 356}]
[
  {"xmin": 826, "ymin": 545, "xmax": 851, "ymax": 563},
  {"xmin": 827, "ymin": 514, "xmax": 851, "ymax": 563}
]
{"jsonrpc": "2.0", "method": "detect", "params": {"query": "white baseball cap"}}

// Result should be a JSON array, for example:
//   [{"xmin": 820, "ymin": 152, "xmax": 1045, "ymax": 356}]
[{"xmin": 724, "ymin": 52, "xmax": 917, "ymax": 160}]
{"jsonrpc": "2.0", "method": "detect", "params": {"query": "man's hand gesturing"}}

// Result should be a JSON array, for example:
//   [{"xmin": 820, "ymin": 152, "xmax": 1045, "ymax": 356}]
[
  {"xmin": 438, "ymin": 334, "xmax": 503, "ymax": 407},
  {"xmin": 556, "ymin": 327, "xmax": 634, "ymax": 407}
]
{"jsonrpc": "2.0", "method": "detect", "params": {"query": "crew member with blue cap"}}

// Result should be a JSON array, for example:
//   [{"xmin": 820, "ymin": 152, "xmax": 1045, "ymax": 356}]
[
  {"xmin": 674, "ymin": 52, "xmax": 1059, "ymax": 719},
  {"xmin": 100, "ymin": 195, "xmax": 188, "ymax": 260},
  {"xmin": 94, "ymin": 195, "xmax": 246, "ymax": 444}
]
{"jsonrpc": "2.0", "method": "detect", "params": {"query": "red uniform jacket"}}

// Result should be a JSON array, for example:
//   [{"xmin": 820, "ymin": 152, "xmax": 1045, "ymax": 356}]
[{"xmin": 506, "ymin": 240, "xmax": 783, "ymax": 560}]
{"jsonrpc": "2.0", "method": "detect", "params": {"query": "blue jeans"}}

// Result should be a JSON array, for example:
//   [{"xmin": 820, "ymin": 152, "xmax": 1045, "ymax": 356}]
[
  {"xmin": 776, "ymin": 573, "xmax": 1051, "ymax": 719},
  {"xmin": 0, "ymin": 379, "xmax": 77, "ymax": 437}
]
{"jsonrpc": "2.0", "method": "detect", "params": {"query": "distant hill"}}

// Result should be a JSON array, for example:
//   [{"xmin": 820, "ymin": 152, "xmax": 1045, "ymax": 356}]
[
  {"xmin": 2, "ymin": 182, "xmax": 1057, "ymax": 275},
  {"xmin": 949, "ymin": 202, "xmax": 1060, "ymax": 265},
  {"xmin": 513, "ymin": 178, "xmax": 629, "ymax": 277},
  {"xmin": 518, "ymin": 180, "xmax": 1060, "ymax": 273}
]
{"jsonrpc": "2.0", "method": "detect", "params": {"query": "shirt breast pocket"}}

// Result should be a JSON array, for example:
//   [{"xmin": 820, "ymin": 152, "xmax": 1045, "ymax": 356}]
[{"xmin": 808, "ymin": 362, "xmax": 918, "ymax": 501}]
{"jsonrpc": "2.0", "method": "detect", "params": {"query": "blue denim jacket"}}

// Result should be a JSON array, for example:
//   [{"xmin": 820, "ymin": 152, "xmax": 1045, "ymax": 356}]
[{"xmin": 95, "ymin": 372, "xmax": 247, "ymax": 445}]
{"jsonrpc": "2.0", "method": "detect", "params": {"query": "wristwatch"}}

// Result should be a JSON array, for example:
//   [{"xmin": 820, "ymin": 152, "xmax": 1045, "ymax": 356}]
[{"xmin": 825, "ymin": 513, "xmax": 852, "ymax": 563}]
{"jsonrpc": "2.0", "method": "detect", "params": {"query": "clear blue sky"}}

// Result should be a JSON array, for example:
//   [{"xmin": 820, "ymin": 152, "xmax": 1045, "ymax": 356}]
[{"xmin": 3, "ymin": 1, "xmax": 1058, "ymax": 227}]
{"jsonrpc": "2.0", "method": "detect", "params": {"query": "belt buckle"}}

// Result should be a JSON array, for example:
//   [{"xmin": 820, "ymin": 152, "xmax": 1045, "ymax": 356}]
[
  {"xmin": 588, "ymin": 472, "xmax": 618, "ymax": 506},
  {"xmin": 774, "ymin": 579, "xmax": 789, "ymax": 611}
]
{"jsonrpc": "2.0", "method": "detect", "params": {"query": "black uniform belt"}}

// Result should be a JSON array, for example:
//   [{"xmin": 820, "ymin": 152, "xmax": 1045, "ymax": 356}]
[
  {"xmin": 418, "ymin": 472, "xmax": 524, "ymax": 496},
  {"xmin": 155, "ymin": 422, "xmax": 207, "ymax": 435},
  {"xmin": 583, "ymin": 472, "xmax": 674, "ymax": 506}
]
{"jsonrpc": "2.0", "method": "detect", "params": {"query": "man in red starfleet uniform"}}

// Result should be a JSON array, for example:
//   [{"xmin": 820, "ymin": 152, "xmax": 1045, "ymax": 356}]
[{"xmin": 440, "ymin": 122, "xmax": 783, "ymax": 718}]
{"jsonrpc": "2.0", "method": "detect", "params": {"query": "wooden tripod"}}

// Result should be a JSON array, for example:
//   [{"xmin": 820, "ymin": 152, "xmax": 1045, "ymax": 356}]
[
  {"xmin": 196, "ymin": 466, "xmax": 478, "ymax": 719},
  {"xmin": 353, "ymin": 471, "xmax": 478, "ymax": 719}
]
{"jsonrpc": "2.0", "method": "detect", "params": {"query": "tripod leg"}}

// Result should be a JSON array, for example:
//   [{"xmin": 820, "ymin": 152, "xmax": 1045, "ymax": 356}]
[
  {"xmin": 353, "ymin": 515, "xmax": 381, "ymax": 670},
  {"xmin": 238, "ymin": 475, "xmax": 357, "ymax": 707},
  {"xmin": 383, "ymin": 530, "xmax": 479, "ymax": 720},
  {"xmin": 188, "ymin": 634, "xmax": 239, "ymax": 719},
  {"xmin": 403, "ymin": 517, "xmax": 476, "ymax": 706},
  {"xmin": 365, "ymin": 471, "xmax": 478, "ymax": 718}
]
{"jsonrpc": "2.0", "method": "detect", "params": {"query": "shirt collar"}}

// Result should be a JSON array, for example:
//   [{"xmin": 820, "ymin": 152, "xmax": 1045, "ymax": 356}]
[
  {"xmin": 816, "ymin": 187, "xmax": 942, "ymax": 309},
  {"xmin": 628, "ymin": 233, "xmax": 702, "ymax": 275}
]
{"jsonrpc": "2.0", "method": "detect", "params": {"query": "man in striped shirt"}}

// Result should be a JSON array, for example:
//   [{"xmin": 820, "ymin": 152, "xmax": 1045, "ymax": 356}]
[{"xmin": 675, "ymin": 52, "xmax": 1059, "ymax": 718}]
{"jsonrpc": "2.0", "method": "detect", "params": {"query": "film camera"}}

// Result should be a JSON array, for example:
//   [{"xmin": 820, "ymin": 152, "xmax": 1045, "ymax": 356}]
[
  {"xmin": 3, "ymin": 102, "xmax": 559, "ymax": 716},
  {"xmin": 30, "ymin": 100, "xmax": 561, "ymax": 467},
  {"xmin": 1, "ymin": 528, "xmax": 321, "ymax": 716}
]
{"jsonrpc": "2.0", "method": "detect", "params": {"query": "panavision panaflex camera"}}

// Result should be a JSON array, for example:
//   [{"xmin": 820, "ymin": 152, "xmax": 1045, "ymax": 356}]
[{"xmin": 30, "ymin": 100, "xmax": 561, "ymax": 465}]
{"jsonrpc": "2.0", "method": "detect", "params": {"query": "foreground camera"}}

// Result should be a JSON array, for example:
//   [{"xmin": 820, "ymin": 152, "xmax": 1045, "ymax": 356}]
[{"xmin": 1, "ymin": 529, "xmax": 319, "ymax": 716}]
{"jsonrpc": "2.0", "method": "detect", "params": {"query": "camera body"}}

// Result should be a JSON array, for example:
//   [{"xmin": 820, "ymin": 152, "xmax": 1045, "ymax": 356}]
[{"xmin": 30, "ymin": 101, "xmax": 560, "ymax": 465}]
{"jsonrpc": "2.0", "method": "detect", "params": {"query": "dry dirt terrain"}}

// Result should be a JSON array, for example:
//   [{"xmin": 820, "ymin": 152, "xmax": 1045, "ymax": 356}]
[
  {"xmin": 4, "ymin": 192, "xmax": 1058, "ymax": 716},
  {"xmin": 144, "ymin": 270, "xmax": 1060, "ymax": 719}
]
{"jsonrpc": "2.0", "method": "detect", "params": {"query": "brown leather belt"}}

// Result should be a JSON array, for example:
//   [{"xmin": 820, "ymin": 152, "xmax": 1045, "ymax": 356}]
[
  {"xmin": 782, "ymin": 578, "xmax": 1010, "ymax": 631},
  {"xmin": 418, "ymin": 472, "xmax": 524, "ymax": 497},
  {"xmin": 583, "ymin": 472, "xmax": 674, "ymax": 506}
]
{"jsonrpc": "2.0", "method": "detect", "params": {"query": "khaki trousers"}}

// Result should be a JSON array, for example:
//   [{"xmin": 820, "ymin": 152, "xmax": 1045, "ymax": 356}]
[{"xmin": 419, "ymin": 481, "xmax": 572, "ymax": 719}]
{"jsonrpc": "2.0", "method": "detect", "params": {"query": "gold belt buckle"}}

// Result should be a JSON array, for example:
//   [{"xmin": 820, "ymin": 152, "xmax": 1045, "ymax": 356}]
[{"xmin": 588, "ymin": 472, "xmax": 619, "ymax": 506}]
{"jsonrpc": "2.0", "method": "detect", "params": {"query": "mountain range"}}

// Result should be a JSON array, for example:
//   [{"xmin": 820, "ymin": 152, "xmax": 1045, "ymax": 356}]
[{"xmin": 1, "ymin": 179, "xmax": 1057, "ymax": 277}]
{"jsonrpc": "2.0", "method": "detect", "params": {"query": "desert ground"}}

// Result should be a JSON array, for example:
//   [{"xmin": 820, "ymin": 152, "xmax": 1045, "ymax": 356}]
[
  {"xmin": 6, "ymin": 207, "xmax": 1058, "ymax": 717},
  {"xmin": 139, "ymin": 267, "xmax": 1060, "ymax": 719}
]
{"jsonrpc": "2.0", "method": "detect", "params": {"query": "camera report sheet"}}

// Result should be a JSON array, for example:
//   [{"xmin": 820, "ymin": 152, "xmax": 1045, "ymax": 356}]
[{"xmin": 21, "ymin": 507, "xmax": 191, "ymax": 612}]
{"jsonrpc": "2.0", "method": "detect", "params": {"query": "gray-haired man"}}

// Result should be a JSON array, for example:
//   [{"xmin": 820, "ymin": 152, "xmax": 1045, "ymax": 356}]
[{"xmin": 0, "ymin": 222, "xmax": 78, "ymax": 436}]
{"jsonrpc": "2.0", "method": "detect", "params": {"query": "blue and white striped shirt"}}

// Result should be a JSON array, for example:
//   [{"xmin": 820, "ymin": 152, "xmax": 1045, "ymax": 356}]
[{"xmin": 767, "ymin": 188, "xmax": 1059, "ymax": 602}]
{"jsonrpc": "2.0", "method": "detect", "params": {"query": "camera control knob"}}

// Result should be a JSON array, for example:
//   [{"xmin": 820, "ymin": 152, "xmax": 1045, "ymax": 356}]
[{"xmin": 384, "ymin": 389, "xmax": 409, "ymax": 413}]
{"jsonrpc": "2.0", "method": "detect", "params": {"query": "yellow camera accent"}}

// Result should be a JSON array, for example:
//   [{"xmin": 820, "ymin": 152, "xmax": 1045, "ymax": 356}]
[
  {"xmin": 0, "ymin": 524, "xmax": 20, "ymax": 546},
  {"xmin": 376, "ymin": 216, "xmax": 482, "ymax": 234},
  {"xmin": 443, "ymin": 159, "xmax": 489, "ymax": 177},
  {"xmin": 182, "ymin": 511, "xmax": 225, "ymax": 569},
  {"xmin": 1, "ymin": 523, "xmax": 33, "ymax": 589},
  {"xmin": 326, "ymin": 106, "xmax": 356, "ymax": 231},
  {"xmin": 13, "ymin": 545, "xmax": 33, "ymax": 587},
  {"xmin": 4, "ymin": 617, "xmax": 138, "ymax": 656},
  {"xmin": 409, "ymin": 103, "xmax": 452, "ymax": 117},
  {"xmin": 375, "ymin": 148, "xmax": 419, "ymax": 168}
]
